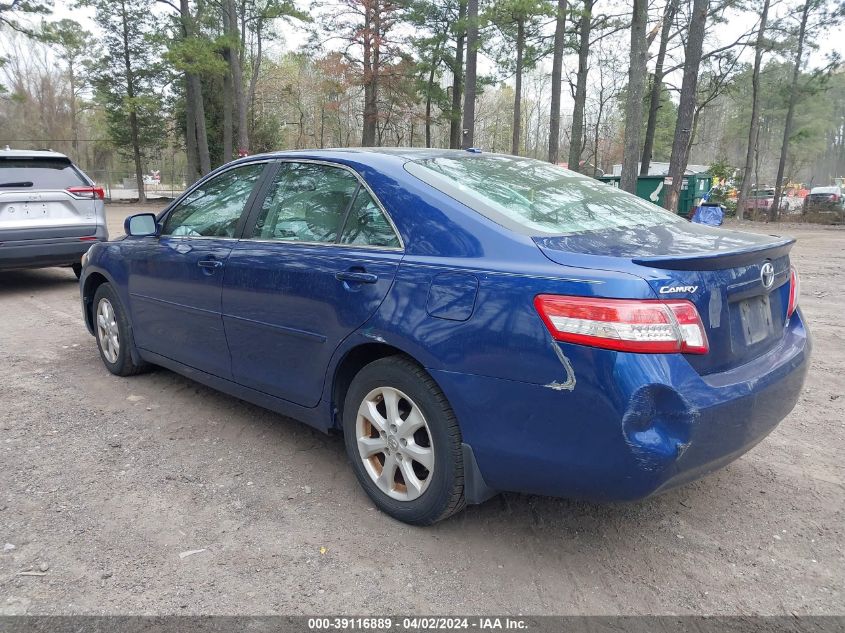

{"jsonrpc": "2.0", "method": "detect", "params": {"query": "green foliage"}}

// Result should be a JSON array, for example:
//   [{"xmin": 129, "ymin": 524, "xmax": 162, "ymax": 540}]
[
  {"xmin": 0, "ymin": 0, "xmax": 51, "ymax": 37},
  {"xmin": 485, "ymin": 0, "xmax": 553, "ymax": 77},
  {"xmin": 82, "ymin": 0, "xmax": 166, "ymax": 163},
  {"xmin": 709, "ymin": 157, "xmax": 734, "ymax": 182}
]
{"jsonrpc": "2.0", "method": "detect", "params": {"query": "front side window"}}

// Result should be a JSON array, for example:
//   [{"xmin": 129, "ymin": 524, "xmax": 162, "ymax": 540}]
[
  {"xmin": 406, "ymin": 155, "xmax": 686, "ymax": 236},
  {"xmin": 162, "ymin": 162, "xmax": 265, "ymax": 237}
]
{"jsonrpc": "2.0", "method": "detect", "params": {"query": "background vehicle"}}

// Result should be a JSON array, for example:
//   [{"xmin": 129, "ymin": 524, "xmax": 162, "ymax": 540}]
[
  {"xmin": 79, "ymin": 149, "xmax": 809, "ymax": 525},
  {"xmin": 0, "ymin": 148, "xmax": 108, "ymax": 277},
  {"xmin": 803, "ymin": 185, "xmax": 844, "ymax": 221},
  {"xmin": 743, "ymin": 188, "xmax": 775, "ymax": 214}
]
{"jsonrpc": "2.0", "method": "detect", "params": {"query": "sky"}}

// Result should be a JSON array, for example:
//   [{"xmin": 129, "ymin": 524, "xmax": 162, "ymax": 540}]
[{"xmin": 24, "ymin": 0, "xmax": 845, "ymax": 104}]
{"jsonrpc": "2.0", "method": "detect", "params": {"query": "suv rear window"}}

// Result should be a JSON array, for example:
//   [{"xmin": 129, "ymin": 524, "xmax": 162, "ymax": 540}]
[
  {"xmin": 405, "ymin": 154, "xmax": 684, "ymax": 236},
  {"xmin": 0, "ymin": 157, "xmax": 88, "ymax": 189}
]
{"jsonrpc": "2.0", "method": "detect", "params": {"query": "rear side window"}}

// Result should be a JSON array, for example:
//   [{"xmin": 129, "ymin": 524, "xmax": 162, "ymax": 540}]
[
  {"xmin": 0, "ymin": 158, "xmax": 87, "ymax": 189},
  {"xmin": 252, "ymin": 162, "xmax": 358, "ymax": 243},
  {"xmin": 406, "ymin": 155, "xmax": 685, "ymax": 236}
]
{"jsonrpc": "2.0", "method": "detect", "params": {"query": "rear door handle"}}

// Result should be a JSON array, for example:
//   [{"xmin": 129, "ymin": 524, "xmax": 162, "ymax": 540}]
[
  {"xmin": 335, "ymin": 271, "xmax": 378, "ymax": 284},
  {"xmin": 198, "ymin": 259, "xmax": 223, "ymax": 269}
]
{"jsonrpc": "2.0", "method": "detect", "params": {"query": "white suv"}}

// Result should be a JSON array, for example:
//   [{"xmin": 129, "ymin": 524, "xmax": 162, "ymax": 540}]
[{"xmin": 0, "ymin": 148, "xmax": 108, "ymax": 278}]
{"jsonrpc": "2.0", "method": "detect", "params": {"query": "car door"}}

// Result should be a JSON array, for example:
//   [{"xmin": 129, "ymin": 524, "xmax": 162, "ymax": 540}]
[
  {"xmin": 127, "ymin": 161, "xmax": 269, "ymax": 379},
  {"xmin": 221, "ymin": 160, "xmax": 404, "ymax": 407}
]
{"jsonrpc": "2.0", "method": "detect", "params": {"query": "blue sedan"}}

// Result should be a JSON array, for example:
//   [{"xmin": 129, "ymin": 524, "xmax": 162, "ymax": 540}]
[{"xmin": 79, "ymin": 149, "xmax": 810, "ymax": 525}]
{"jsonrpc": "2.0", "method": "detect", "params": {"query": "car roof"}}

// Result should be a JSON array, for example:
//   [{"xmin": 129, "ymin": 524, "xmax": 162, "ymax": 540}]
[
  {"xmin": 0, "ymin": 147, "xmax": 71, "ymax": 160},
  {"xmin": 810, "ymin": 186, "xmax": 839, "ymax": 193},
  {"xmin": 246, "ymin": 147, "xmax": 495, "ymax": 166}
]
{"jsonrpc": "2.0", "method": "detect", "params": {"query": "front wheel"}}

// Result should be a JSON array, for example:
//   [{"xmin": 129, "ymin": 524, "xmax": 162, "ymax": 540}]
[
  {"xmin": 93, "ymin": 283, "xmax": 147, "ymax": 377},
  {"xmin": 343, "ymin": 356, "xmax": 465, "ymax": 525}
]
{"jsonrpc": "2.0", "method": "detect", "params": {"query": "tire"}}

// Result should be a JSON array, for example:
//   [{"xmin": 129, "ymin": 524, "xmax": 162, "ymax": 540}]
[
  {"xmin": 71, "ymin": 263, "xmax": 82, "ymax": 280},
  {"xmin": 92, "ymin": 283, "xmax": 147, "ymax": 377},
  {"xmin": 343, "ymin": 356, "xmax": 465, "ymax": 525}
]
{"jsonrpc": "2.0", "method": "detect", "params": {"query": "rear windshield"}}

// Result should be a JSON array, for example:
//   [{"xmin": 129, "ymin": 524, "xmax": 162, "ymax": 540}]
[
  {"xmin": 405, "ymin": 154, "xmax": 684, "ymax": 236},
  {"xmin": 0, "ymin": 157, "xmax": 87, "ymax": 189}
]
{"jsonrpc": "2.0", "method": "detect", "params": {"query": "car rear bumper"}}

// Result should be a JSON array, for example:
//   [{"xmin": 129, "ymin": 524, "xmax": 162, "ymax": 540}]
[
  {"xmin": 431, "ymin": 310, "xmax": 810, "ymax": 502},
  {"xmin": 0, "ymin": 226, "xmax": 107, "ymax": 270}
]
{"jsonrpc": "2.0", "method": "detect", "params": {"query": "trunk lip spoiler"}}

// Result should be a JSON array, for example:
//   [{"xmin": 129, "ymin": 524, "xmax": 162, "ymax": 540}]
[{"xmin": 631, "ymin": 237, "xmax": 795, "ymax": 270}]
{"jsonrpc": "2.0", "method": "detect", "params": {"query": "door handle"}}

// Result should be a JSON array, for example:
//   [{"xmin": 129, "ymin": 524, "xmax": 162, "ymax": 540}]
[
  {"xmin": 335, "ymin": 271, "xmax": 378, "ymax": 284},
  {"xmin": 198, "ymin": 259, "xmax": 223, "ymax": 269}
]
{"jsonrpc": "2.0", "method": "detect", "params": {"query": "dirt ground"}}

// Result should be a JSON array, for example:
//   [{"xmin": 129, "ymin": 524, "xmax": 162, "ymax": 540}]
[{"xmin": 0, "ymin": 203, "xmax": 842, "ymax": 615}]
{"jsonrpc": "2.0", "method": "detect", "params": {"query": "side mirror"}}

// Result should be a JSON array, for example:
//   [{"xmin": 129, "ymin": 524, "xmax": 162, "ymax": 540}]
[{"xmin": 125, "ymin": 213, "xmax": 158, "ymax": 237}]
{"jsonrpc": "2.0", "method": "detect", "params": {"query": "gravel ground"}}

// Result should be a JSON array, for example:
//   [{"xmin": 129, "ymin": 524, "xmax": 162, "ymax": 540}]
[{"xmin": 0, "ymin": 204, "xmax": 842, "ymax": 615}]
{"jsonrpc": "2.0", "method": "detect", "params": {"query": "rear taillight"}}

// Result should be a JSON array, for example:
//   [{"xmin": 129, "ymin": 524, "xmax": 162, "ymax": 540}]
[
  {"xmin": 67, "ymin": 185, "xmax": 105, "ymax": 200},
  {"xmin": 787, "ymin": 266, "xmax": 800, "ymax": 317},
  {"xmin": 534, "ymin": 295, "xmax": 709, "ymax": 355}
]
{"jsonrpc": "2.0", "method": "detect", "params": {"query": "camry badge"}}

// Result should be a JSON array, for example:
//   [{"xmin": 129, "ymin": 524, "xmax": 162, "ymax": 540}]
[{"xmin": 760, "ymin": 262, "xmax": 775, "ymax": 289}]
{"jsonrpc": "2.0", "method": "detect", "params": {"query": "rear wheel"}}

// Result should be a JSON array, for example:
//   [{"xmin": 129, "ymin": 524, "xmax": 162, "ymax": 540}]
[
  {"xmin": 343, "ymin": 356, "xmax": 465, "ymax": 525},
  {"xmin": 93, "ymin": 283, "xmax": 147, "ymax": 377}
]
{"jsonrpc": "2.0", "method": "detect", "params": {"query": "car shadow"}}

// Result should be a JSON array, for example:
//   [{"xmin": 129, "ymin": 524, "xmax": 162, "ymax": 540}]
[
  {"xmin": 0, "ymin": 268, "xmax": 79, "ymax": 293},
  {"xmin": 119, "ymin": 360, "xmax": 760, "ymax": 549}
]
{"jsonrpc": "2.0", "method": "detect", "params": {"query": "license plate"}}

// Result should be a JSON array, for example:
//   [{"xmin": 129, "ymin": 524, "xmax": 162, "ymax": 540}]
[{"xmin": 739, "ymin": 295, "xmax": 774, "ymax": 345}]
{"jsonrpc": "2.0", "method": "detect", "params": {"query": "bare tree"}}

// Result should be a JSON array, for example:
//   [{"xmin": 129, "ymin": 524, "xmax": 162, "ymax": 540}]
[
  {"xmin": 462, "ymin": 0, "xmax": 479, "ymax": 148},
  {"xmin": 547, "ymin": 0, "xmax": 566, "ymax": 163},
  {"xmin": 664, "ymin": 0, "xmax": 709, "ymax": 212},
  {"xmin": 641, "ymin": 0, "xmax": 677, "ymax": 175},
  {"xmin": 620, "ymin": 0, "xmax": 648, "ymax": 192},
  {"xmin": 567, "ymin": 0, "xmax": 593, "ymax": 172},
  {"xmin": 736, "ymin": 0, "xmax": 770, "ymax": 219}
]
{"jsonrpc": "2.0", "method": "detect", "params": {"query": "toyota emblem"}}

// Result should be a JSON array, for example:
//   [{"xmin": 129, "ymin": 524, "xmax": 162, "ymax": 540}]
[{"xmin": 760, "ymin": 262, "xmax": 775, "ymax": 289}]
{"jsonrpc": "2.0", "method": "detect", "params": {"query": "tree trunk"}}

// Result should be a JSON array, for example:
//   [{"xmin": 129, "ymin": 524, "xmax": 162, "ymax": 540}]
[
  {"xmin": 450, "ymin": 0, "xmax": 467, "ymax": 149},
  {"xmin": 223, "ymin": 71, "xmax": 233, "ymax": 162},
  {"xmin": 224, "ymin": 0, "xmax": 248, "ymax": 154},
  {"xmin": 246, "ymin": 18, "xmax": 263, "ymax": 141},
  {"xmin": 461, "ymin": 0, "xmax": 478, "ymax": 149},
  {"xmin": 68, "ymin": 64, "xmax": 79, "ymax": 159},
  {"xmin": 179, "ymin": 0, "xmax": 210, "ymax": 176},
  {"xmin": 771, "ymin": 0, "xmax": 811, "ymax": 221},
  {"xmin": 737, "ymin": 0, "xmax": 770, "ymax": 220},
  {"xmin": 185, "ymin": 76, "xmax": 199, "ymax": 183},
  {"xmin": 118, "ymin": 0, "xmax": 145, "ymax": 203},
  {"xmin": 547, "ymin": 0, "xmax": 567, "ymax": 163},
  {"xmin": 620, "ymin": 0, "xmax": 648, "ymax": 193},
  {"xmin": 510, "ymin": 17, "xmax": 525, "ymax": 156},
  {"xmin": 568, "ymin": 0, "xmax": 592, "ymax": 172},
  {"xmin": 425, "ymin": 56, "xmax": 436, "ymax": 148},
  {"xmin": 191, "ymin": 74, "xmax": 211, "ymax": 173},
  {"xmin": 663, "ymin": 0, "xmax": 709, "ymax": 213},
  {"xmin": 641, "ymin": 0, "xmax": 676, "ymax": 175},
  {"xmin": 361, "ymin": 0, "xmax": 378, "ymax": 146}
]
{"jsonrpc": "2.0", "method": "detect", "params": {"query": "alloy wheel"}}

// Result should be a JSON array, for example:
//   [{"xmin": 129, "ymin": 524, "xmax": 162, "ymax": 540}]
[
  {"xmin": 96, "ymin": 298, "xmax": 120, "ymax": 364},
  {"xmin": 355, "ymin": 386, "xmax": 435, "ymax": 501}
]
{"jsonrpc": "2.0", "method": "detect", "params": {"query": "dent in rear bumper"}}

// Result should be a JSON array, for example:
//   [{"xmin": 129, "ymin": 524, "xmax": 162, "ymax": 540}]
[{"xmin": 431, "ymin": 312, "xmax": 811, "ymax": 501}]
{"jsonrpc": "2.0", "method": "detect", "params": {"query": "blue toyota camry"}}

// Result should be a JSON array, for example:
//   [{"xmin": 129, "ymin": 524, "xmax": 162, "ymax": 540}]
[{"xmin": 79, "ymin": 149, "xmax": 810, "ymax": 525}]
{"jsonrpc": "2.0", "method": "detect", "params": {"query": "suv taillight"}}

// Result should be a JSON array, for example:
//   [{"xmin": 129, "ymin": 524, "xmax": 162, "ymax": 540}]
[
  {"xmin": 534, "ymin": 295, "xmax": 709, "ymax": 354},
  {"xmin": 787, "ymin": 266, "xmax": 800, "ymax": 317},
  {"xmin": 67, "ymin": 185, "xmax": 104, "ymax": 200}
]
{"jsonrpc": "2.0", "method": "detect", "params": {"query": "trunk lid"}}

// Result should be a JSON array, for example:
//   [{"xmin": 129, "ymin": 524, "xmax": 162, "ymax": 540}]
[
  {"xmin": 0, "ymin": 154, "xmax": 97, "ymax": 239},
  {"xmin": 0, "ymin": 189, "xmax": 97, "ymax": 239},
  {"xmin": 534, "ymin": 222, "xmax": 794, "ymax": 374}
]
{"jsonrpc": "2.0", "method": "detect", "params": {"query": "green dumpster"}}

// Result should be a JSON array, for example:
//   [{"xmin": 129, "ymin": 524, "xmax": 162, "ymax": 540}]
[{"xmin": 598, "ymin": 173, "xmax": 712, "ymax": 216}]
